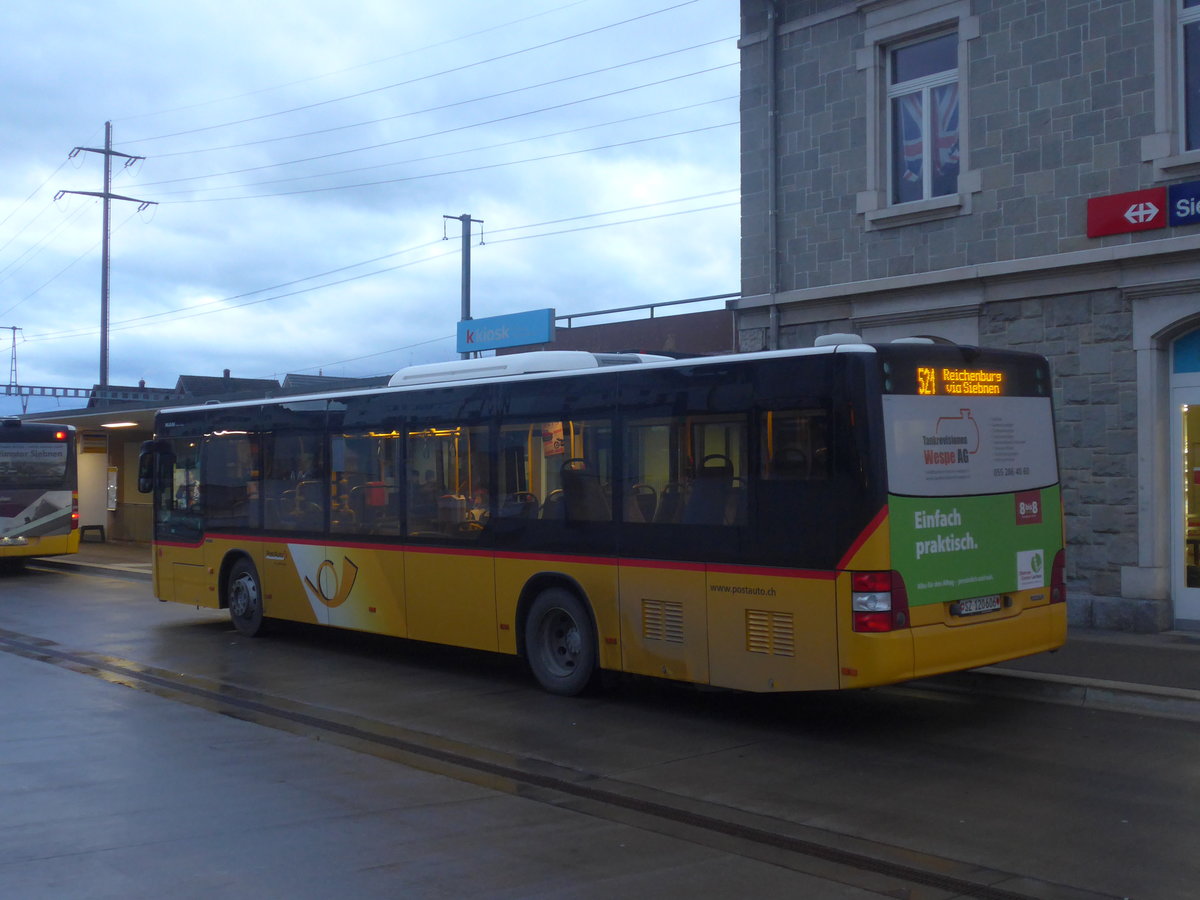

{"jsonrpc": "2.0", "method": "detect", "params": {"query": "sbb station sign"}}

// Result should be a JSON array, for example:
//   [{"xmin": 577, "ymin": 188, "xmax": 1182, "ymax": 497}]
[{"xmin": 1087, "ymin": 182, "xmax": 1200, "ymax": 237}]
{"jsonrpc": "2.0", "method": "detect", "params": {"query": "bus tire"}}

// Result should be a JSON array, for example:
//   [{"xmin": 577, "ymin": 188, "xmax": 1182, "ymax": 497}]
[
  {"xmin": 227, "ymin": 558, "xmax": 266, "ymax": 637},
  {"xmin": 524, "ymin": 587, "xmax": 597, "ymax": 696}
]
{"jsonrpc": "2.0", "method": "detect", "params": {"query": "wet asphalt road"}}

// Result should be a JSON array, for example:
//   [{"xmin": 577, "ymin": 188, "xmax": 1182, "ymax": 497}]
[{"xmin": 1, "ymin": 564, "xmax": 1195, "ymax": 899}]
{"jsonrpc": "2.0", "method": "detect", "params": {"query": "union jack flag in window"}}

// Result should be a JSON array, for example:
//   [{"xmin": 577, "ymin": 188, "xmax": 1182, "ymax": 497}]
[
  {"xmin": 931, "ymin": 83, "xmax": 960, "ymax": 191},
  {"xmin": 891, "ymin": 84, "xmax": 959, "ymax": 203},
  {"xmin": 892, "ymin": 93, "xmax": 924, "ymax": 203}
]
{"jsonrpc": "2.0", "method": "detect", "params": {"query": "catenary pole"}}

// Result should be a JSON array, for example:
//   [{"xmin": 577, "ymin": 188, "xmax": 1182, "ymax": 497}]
[
  {"xmin": 57, "ymin": 122, "xmax": 156, "ymax": 387},
  {"xmin": 444, "ymin": 213, "xmax": 483, "ymax": 359}
]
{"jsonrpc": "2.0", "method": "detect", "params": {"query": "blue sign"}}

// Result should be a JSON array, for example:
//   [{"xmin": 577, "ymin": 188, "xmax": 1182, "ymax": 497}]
[
  {"xmin": 456, "ymin": 308, "xmax": 555, "ymax": 354},
  {"xmin": 1169, "ymin": 180, "xmax": 1200, "ymax": 226}
]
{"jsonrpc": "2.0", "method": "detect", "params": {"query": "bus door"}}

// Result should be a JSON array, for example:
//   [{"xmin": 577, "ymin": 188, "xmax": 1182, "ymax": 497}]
[
  {"xmin": 199, "ymin": 430, "xmax": 265, "ymax": 613},
  {"xmin": 260, "ymin": 405, "xmax": 330, "ymax": 627},
  {"xmin": 323, "ymin": 428, "xmax": 407, "ymax": 636},
  {"xmin": 403, "ymin": 422, "xmax": 497, "ymax": 651},
  {"xmin": 144, "ymin": 436, "xmax": 213, "ymax": 607}
]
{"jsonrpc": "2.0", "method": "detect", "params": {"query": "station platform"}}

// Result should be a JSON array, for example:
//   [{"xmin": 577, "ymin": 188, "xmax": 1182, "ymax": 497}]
[{"xmin": 33, "ymin": 541, "xmax": 1200, "ymax": 722}]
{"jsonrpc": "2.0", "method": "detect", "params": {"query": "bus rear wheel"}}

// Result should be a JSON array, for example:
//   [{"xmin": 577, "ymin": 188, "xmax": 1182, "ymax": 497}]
[
  {"xmin": 524, "ymin": 588, "xmax": 597, "ymax": 696},
  {"xmin": 227, "ymin": 558, "xmax": 265, "ymax": 637}
]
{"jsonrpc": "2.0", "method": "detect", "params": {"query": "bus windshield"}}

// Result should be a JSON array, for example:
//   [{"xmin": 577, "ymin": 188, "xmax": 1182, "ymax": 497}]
[{"xmin": 0, "ymin": 422, "xmax": 79, "ymax": 558}]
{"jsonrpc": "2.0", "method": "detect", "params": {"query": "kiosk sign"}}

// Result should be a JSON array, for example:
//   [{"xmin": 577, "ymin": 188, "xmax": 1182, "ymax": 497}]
[{"xmin": 456, "ymin": 308, "xmax": 555, "ymax": 354}]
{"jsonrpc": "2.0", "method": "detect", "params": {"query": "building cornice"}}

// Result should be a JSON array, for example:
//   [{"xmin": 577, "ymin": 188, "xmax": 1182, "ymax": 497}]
[{"xmin": 733, "ymin": 232, "xmax": 1200, "ymax": 310}]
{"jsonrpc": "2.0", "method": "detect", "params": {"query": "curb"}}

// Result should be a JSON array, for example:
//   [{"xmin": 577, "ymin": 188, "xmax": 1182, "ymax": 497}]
[
  {"xmin": 31, "ymin": 558, "xmax": 152, "ymax": 580},
  {"xmin": 925, "ymin": 666, "xmax": 1200, "ymax": 723}
]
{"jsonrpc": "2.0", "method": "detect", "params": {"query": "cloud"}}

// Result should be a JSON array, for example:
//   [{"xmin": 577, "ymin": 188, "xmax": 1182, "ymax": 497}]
[{"xmin": 0, "ymin": 0, "xmax": 738, "ymax": 415}]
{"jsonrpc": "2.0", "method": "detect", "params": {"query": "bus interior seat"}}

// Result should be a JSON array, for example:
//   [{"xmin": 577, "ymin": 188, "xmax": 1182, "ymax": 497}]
[
  {"xmin": 682, "ymin": 455, "xmax": 734, "ymax": 525},
  {"xmin": 560, "ymin": 458, "xmax": 611, "ymax": 522},
  {"xmin": 541, "ymin": 489, "xmax": 565, "ymax": 519},
  {"xmin": 654, "ymin": 482, "xmax": 684, "ymax": 523},
  {"xmin": 625, "ymin": 483, "xmax": 657, "ymax": 523},
  {"xmin": 500, "ymin": 491, "xmax": 539, "ymax": 518}
]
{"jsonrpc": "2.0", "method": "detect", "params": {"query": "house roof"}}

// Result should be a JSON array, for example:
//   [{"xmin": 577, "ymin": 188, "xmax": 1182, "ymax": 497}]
[{"xmin": 174, "ymin": 374, "xmax": 281, "ymax": 398}]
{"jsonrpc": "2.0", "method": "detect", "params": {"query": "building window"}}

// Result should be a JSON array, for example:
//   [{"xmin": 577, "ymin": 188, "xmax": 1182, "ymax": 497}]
[
  {"xmin": 888, "ymin": 32, "xmax": 959, "ymax": 205},
  {"xmin": 1182, "ymin": 1, "xmax": 1200, "ymax": 150}
]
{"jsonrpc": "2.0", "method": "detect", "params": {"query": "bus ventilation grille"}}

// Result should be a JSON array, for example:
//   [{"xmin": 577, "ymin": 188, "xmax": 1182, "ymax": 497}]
[
  {"xmin": 641, "ymin": 598, "xmax": 685, "ymax": 644},
  {"xmin": 745, "ymin": 609, "xmax": 795, "ymax": 657}
]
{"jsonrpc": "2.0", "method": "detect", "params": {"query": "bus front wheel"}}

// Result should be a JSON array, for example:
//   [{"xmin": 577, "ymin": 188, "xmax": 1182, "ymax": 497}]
[
  {"xmin": 524, "ymin": 588, "xmax": 598, "ymax": 696},
  {"xmin": 227, "ymin": 558, "xmax": 265, "ymax": 637}
]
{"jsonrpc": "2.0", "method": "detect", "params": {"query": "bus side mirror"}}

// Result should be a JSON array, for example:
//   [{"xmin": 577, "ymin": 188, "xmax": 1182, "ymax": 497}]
[{"xmin": 137, "ymin": 441, "xmax": 161, "ymax": 494}]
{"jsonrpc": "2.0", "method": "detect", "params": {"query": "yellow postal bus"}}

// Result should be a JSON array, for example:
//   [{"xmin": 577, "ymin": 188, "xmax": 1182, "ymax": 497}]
[
  {"xmin": 0, "ymin": 419, "xmax": 79, "ymax": 566},
  {"xmin": 138, "ymin": 339, "xmax": 1066, "ymax": 695}
]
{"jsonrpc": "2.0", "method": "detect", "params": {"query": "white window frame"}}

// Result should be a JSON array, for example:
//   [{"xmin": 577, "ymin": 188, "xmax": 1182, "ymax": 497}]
[
  {"xmin": 855, "ymin": 1, "xmax": 979, "ymax": 230},
  {"xmin": 1179, "ymin": 2, "xmax": 1200, "ymax": 151},
  {"xmin": 1146, "ymin": 1, "xmax": 1200, "ymax": 176},
  {"xmin": 886, "ymin": 33, "xmax": 959, "ymax": 205}
]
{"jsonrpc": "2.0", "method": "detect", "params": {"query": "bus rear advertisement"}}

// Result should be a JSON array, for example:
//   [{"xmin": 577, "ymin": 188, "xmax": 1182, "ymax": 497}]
[
  {"xmin": 139, "ymin": 341, "xmax": 1066, "ymax": 695},
  {"xmin": 0, "ymin": 419, "xmax": 80, "ymax": 563}
]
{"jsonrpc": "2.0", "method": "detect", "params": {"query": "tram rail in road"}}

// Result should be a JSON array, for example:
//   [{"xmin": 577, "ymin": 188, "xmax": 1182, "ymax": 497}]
[{"xmin": 0, "ymin": 626, "xmax": 1116, "ymax": 900}]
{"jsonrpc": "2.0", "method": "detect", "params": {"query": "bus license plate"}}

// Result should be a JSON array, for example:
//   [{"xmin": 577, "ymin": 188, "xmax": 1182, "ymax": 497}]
[{"xmin": 952, "ymin": 595, "xmax": 1002, "ymax": 617}]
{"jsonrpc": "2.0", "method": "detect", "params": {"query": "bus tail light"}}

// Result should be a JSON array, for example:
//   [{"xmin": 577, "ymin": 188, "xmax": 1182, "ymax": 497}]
[
  {"xmin": 851, "ymin": 571, "xmax": 909, "ymax": 632},
  {"xmin": 71, "ymin": 492, "xmax": 79, "ymax": 531},
  {"xmin": 1050, "ymin": 549, "xmax": 1066, "ymax": 604}
]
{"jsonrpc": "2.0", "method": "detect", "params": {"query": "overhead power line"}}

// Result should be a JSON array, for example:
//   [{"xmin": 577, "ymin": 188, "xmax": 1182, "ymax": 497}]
[
  {"xmin": 122, "ymin": 0, "xmax": 703, "ymax": 144},
  {"xmin": 147, "ymin": 122, "xmax": 737, "ymax": 204},
  {"xmin": 142, "ymin": 93, "xmax": 737, "ymax": 196},
  {"xmin": 115, "ymin": 0, "xmax": 596, "ymax": 124},
  {"xmin": 23, "ymin": 191, "xmax": 736, "ymax": 344},
  {"xmin": 135, "ymin": 37, "xmax": 735, "ymax": 163}
]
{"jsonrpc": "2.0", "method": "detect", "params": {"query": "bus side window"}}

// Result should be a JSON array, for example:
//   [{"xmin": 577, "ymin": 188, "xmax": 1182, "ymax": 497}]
[
  {"xmin": 761, "ymin": 410, "xmax": 830, "ymax": 481},
  {"xmin": 264, "ymin": 432, "xmax": 326, "ymax": 532},
  {"xmin": 203, "ymin": 433, "xmax": 259, "ymax": 529},
  {"xmin": 406, "ymin": 424, "xmax": 490, "ymax": 539},
  {"xmin": 535, "ymin": 419, "xmax": 612, "ymax": 523},
  {"xmin": 330, "ymin": 432, "xmax": 401, "ymax": 535},
  {"xmin": 623, "ymin": 415, "xmax": 747, "ymax": 526},
  {"xmin": 497, "ymin": 424, "xmax": 539, "ymax": 519}
]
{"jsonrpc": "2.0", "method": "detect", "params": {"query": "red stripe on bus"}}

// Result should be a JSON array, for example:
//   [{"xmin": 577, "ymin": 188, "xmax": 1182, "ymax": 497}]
[
  {"xmin": 617, "ymin": 557, "xmax": 707, "ymax": 573},
  {"xmin": 165, "ymin": 535, "xmax": 839, "ymax": 580},
  {"xmin": 836, "ymin": 505, "xmax": 888, "ymax": 571},
  {"xmin": 494, "ymin": 550, "xmax": 616, "ymax": 567}
]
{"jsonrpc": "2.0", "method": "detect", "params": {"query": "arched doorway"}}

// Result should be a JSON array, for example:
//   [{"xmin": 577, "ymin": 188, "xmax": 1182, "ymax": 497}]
[{"xmin": 1173, "ymin": 328, "xmax": 1200, "ymax": 629}]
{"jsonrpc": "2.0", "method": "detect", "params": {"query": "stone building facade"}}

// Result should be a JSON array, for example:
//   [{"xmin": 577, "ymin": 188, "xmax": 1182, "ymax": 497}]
[{"xmin": 737, "ymin": 0, "xmax": 1200, "ymax": 630}]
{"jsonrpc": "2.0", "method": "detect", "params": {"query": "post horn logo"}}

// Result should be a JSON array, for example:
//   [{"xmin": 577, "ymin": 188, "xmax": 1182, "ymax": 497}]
[{"xmin": 304, "ymin": 557, "xmax": 359, "ymax": 608}]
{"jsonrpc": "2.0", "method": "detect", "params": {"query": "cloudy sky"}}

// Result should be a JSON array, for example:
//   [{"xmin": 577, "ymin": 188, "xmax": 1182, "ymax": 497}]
[{"xmin": 0, "ymin": 0, "xmax": 739, "ymax": 415}]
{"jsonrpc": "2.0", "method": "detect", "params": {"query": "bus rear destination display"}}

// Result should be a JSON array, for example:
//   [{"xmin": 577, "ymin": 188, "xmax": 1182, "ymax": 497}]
[{"xmin": 917, "ymin": 366, "xmax": 1005, "ymax": 396}]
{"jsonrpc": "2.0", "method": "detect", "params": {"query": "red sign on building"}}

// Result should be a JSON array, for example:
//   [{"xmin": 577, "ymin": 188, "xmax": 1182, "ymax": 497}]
[{"xmin": 1086, "ymin": 187, "xmax": 1167, "ymax": 237}]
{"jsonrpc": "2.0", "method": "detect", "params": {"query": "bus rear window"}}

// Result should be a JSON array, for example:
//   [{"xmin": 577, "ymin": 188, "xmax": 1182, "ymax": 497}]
[{"xmin": 0, "ymin": 442, "xmax": 70, "ymax": 485}]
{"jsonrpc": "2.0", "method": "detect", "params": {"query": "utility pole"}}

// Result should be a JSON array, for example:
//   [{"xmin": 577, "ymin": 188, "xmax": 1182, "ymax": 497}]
[
  {"xmin": 443, "ymin": 213, "xmax": 483, "ymax": 359},
  {"xmin": 4, "ymin": 326, "xmax": 22, "ymax": 412},
  {"xmin": 56, "ymin": 121, "xmax": 157, "ymax": 387},
  {"xmin": 5, "ymin": 326, "xmax": 19, "ymax": 388}
]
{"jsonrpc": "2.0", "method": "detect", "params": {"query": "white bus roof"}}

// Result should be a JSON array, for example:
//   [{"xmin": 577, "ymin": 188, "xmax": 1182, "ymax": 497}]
[{"xmin": 386, "ymin": 351, "xmax": 673, "ymax": 386}]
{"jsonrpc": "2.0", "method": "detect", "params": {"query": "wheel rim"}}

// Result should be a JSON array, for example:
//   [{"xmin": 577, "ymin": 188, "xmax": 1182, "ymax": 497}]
[
  {"xmin": 535, "ymin": 607, "xmax": 582, "ymax": 677},
  {"xmin": 229, "ymin": 573, "xmax": 259, "ymax": 619}
]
